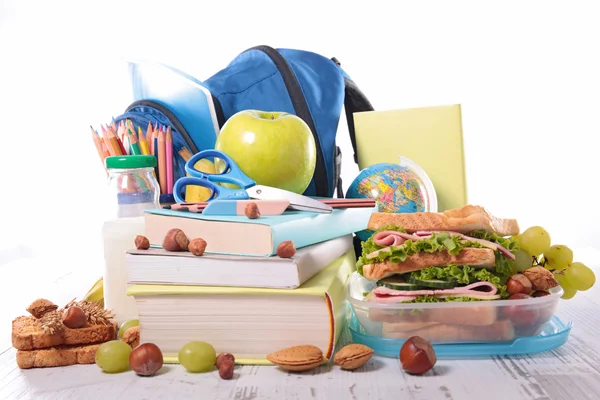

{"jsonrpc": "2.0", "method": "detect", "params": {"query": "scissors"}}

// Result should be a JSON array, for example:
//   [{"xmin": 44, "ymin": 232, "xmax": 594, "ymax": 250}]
[{"xmin": 172, "ymin": 149, "xmax": 333, "ymax": 214}]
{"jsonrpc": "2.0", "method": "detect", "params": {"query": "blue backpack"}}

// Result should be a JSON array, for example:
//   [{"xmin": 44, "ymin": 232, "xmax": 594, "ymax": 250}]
[{"xmin": 114, "ymin": 45, "xmax": 374, "ymax": 200}]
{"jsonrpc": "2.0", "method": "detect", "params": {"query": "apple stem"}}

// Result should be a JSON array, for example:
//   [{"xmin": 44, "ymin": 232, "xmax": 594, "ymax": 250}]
[{"xmin": 271, "ymin": 114, "xmax": 275, "ymax": 120}]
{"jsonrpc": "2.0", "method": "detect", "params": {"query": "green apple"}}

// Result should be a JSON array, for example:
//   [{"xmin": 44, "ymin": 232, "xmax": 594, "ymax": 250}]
[{"xmin": 215, "ymin": 110, "xmax": 316, "ymax": 194}]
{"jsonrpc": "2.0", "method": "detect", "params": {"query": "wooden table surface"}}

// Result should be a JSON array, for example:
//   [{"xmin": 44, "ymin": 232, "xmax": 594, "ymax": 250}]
[{"xmin": 2, "ymin": 249, "xmax": 600, "ymax": 400}]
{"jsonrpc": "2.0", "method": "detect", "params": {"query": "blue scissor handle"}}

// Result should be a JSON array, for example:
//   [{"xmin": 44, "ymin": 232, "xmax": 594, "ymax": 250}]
[
  {"xmin": 185, "ymin": 149, "xmax": 256, "ymax": 189},
  {"xmin": 172, "ymin": 178, "xmax": 251, "ymax": 204}
]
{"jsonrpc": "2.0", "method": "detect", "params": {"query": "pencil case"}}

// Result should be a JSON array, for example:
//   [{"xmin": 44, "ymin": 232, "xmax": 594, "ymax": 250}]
[{"xmin": 111, "ymin": 62, "xmax": 222, "ymax": 203}]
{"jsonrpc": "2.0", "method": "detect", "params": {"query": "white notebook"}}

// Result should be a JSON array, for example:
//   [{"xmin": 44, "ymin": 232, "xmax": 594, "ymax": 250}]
[{"xmin": 126, "ymin": 234, "xmax": 353, "ymax": 289}]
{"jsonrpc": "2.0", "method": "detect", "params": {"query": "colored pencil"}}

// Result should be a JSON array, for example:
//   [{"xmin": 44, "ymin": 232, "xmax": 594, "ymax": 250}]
[
  {"xmin": 102, "ymin": 126, "xmax": 121, "ymax": 156},
  {"xmin": 178, "ymin": 146, "xmax": 193, "ymax": 162},
  {"xmin": 153, "ymin": 130, "xmax": 160, "ymax": 185},
  {"xmin": 128, "ymin": 128, "xmax": 142, "ymax": 155},
  {"xmin": 165, "ymin": 128, "xmax": 173, "ymax": 194},
  {"xmin": 138, "ymin": 126, "xmax": 150, "ymax": 155},
  {"xmin": 145, "ymin": 122, "xmax": 153, "ymax": 153},
  {"xmin": 107, "ymin": 124, "xmax": 126, "ymax": 155},
  {"xmin": 90, "ymin": 126, "xmax": 106, "ymax": 166},
  {"xmin": 157, "ymin": 129, "xmax": 167, "ymax": 194}
]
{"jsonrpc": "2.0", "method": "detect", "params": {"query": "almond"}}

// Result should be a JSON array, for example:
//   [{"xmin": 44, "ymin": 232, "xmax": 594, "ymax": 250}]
[
  {"xmin": 334, "ymin": 344, "xmax": 374, "ymax": 370},
  {"xmin": 266, "ymin": 345, "xmax": 324, "ymax": 372}
]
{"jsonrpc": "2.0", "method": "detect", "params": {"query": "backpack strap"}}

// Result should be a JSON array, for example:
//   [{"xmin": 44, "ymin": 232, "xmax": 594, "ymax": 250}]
[{"xmin": 331, "ymin": 57, "xmax": 375, "ymax": 198}]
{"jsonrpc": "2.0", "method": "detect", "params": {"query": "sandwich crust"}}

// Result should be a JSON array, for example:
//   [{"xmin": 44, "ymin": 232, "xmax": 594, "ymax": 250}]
[
  {"xmin": 12, "ymin": 316, "xmax": 117, "ymax": 351},
  {"xmin": 368, "ymin": 205, "xmax": 519, "ymax": 237},
  {"xmin": 16, "ymin": 343, "xmax": 101, "ymax": 369},
  {"xmin": 362, "ymin": 248, "xmax": 496, "ymax": 281}
]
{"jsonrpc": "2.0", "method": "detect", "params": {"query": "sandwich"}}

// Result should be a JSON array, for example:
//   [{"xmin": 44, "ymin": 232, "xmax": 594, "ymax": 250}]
[
  {"xmin": 356, "ymin": 205, "xmax": 524, "ymax": 341},
  {"xmin": 12, "ymin": 299, "xmax": 119, "ymax": 369},
  {"xmin": 357, "ymin": 205, "xmax": 520, "ymax": 302}
]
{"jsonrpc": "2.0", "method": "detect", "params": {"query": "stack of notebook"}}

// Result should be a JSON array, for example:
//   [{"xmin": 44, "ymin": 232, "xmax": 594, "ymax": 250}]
[{"xmin": 125, "ymin": 204, "xmax": 376, "ymax": 364}]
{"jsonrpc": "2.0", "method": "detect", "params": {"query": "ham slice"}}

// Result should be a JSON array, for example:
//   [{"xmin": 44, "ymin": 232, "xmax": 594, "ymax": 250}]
[
  {"xmin": 367, "ymin": 295, "xmax": 418, "ymax": 303},
  {"xmin": 373, "ymin": 231, "xmax": 420, "ymax": 247},
  {"xmin": 372, "ymin": 281, "xmax": 498, "ymax": 299}
]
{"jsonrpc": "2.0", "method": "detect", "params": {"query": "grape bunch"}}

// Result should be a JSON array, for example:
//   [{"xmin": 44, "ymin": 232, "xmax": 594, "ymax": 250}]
[{"xmin": 512, "ymin": 226, "xmax": 596, "ymax": 300}]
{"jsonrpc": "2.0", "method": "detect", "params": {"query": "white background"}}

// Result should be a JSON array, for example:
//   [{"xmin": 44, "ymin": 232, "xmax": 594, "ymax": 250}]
[{"xmin": 1, "ymin": 0, "xmax": 599, "ymax": 278}]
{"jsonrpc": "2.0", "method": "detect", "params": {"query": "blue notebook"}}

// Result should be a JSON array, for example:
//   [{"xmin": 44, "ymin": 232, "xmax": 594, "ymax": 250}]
[{"xmin": 143, "ymin": 205, "xmax": 377, "ymax": 257}]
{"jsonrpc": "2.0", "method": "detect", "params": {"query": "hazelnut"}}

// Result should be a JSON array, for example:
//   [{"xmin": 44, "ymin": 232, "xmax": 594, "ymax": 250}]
[
  {"xmin": 523, "ymin": 267, "xmax": 559, "ymax": 291},
  {"xmin": 216, "ymin": 352, "xmax": 235, "ymax": 369},
  {"xmin": 244, "ymin": 202, "xmax": 261, "ymax": 219},
  {"xmin": 129, "ymin": 343, "xmax": 163, "ymax": 376},
  {"xmin": 219, "ymin": 359, "xmax": 234, "ymax": 380},
  {"xmin": 189, "ymin": 238, "xmax": 207, "ymax": 256},
  {"xmin": 135, "ymin": 235, "xmax": 150, "ymax": 250},
  {"xmin": 506, "ymin": 274, "xmax": 533, "ymax": 295},
  {"xmin": 532, "ymin": 290, "xmax": 550, "ymax": 297},
  {"xmin": 62, "ymin": 306, "xmax": 87, "ymax": 329},
  {"xmin": 162, "ymin": 228, "xmax": 189, "ymax": 251},
  {"xmin": 399, "ymin": 336, "xmax": 437, "ymax": 375},
  {"xmin": 276, "ymin": 240, "xmax": 296, "ymax": 258},
  {"xmin": 122, "ymin": 326, "xmax": 140, "ymax": 349},
  {"xmin": 27, "ymin": 298, "xmax": 58, "ymax": 319},
  {"xmin": 504, "ymin": 293, "xmax": 540, "ymax": 327}
]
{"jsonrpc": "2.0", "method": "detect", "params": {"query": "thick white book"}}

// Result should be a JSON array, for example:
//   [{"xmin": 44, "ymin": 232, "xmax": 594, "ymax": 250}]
[{"xmin": 125, "ymin": 234, "xmax": 353, "ymax": 289}]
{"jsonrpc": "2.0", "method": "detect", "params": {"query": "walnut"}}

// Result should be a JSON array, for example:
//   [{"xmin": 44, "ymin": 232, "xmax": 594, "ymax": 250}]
[
  {"xmin": 122, "ymin": 326, "xmax": 140, "ymax": 349},
  {"xmin": 27, "ymin": 299, "xmax": 58, "ymax": 319},
  {"xmin": 523, "ymin": 266, "xmax": 559, "ymax": 291}
]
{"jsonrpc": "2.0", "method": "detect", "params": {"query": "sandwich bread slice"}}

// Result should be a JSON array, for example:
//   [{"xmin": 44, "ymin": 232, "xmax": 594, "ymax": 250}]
[
  {"xmin": 16, "ymin": 343, "xmax": 102, "ymax": 369},
  {"xmin": 12, "ymin": 315, "xmax": 118, "ymax": 351}
]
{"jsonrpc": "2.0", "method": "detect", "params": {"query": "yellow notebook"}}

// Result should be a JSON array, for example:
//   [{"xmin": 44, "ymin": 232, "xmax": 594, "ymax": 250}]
[
  {"xmin": 127, "ymin": 249, "xmax": 356, "ymax": 365},
  {"xmin": 353, "ymin": 104, "xmax": 468, "ymax": 212}
]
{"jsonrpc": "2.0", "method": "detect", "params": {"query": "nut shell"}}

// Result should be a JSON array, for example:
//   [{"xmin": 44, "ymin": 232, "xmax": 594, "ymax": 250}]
[
  {"xmin": 276, "ymin": 241, "xmax": 296, "ymax": 258},
  {"xmin": 334, "ymin": 344, "xmax": 374, "ymax": 370},
  {"xmin": 162, "ymin": 229, "xmax": 189, "ymax": 251},
  {"xmin": 62, "ymin": 306, "xmax": 87, "ymax": 329},
  {"xmin": 523, "ymin": 267, "xmax": 559, "ymax": 291},
  {"xmin": 266, "ymin": 345, "xmax": 324, "ymax": 372},
  {"xmin": 134, "ymin": 235, "xmax": 150, "ymax": 250},
  {"xmin": 244, "ymin": 202, "xmax": 261, "ymax": 219},
  {"xmin": 122, "ymin": 326, "xmax": 140, "ymax": 349},
  {"xmin": 27, "ymin": 298, "xmax": 58, "ymax": 319},
  {"xmin": 216, "ymin": 352, "xmax": 235, "ymax": 369},
  {"xmin": 400, "ymin": 336, "xmax": 437, "ymax": 375},
  {"xmin": 189, "ymin": 238, "xmax": 207, "ymax": 256},
  {"xmin": 219, "ymin": 360, "xmax": 234, "ymax": 379}
]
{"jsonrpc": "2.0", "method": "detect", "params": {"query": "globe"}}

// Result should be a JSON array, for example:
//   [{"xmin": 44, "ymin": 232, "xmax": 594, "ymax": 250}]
[{"xmin": 346, "ymin": 162, "xmax": 433, "ymax": 241}]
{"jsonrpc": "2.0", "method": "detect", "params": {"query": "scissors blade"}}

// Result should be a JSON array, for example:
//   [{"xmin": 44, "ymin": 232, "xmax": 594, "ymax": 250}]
[{"xmin": 246, "ymin": 185, "xmax": 333, "ymax": 214}]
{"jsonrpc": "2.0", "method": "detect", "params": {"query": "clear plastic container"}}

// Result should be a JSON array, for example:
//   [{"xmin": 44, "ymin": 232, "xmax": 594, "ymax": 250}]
[
  {"xmin": 346, "ymin": 272, "xmax": 563, "ymax": 344},
  {"xmin": 103, "ymin": 155, "xmax": 160, "ymax": 325},
  {"xmin": 104, "ymin": 156, "xmax": 160, "ymax": 219}
]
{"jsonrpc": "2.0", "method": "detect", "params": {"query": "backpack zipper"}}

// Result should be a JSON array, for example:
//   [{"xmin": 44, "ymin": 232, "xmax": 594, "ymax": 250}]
[
  {"xmin": 246, "ymin": 45, "xmax": 329, "ymax": 197},
  {"xmin": 125, "ymin": 99, "xmax": 199, "ymax": 154}
]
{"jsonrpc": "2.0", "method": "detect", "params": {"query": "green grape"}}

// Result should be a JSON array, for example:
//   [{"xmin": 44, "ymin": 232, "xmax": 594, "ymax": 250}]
[
  {"xmin": 118, "ymin": 319, "xmax": 139, "ymax": 338},
  {"xmin": 544, "ymin": 245, "xmax": 573, "ymax": 270},
  {"xmin": 178, "ymin": 341, "xmax": 217, "ymax": 373},
  {"xmin": 555, "ymin": 273, "xmax": 577, "ymax": 300},
  {"xmin": 95, "ymin": 340, "xmax": 132, "ymax": 373},
  {"xmin": 514, "ymin": 249, "xmax": 534, "ymax": 272},
  {"xmin": 518, "ymin": 226, "xmax": 551, "ymax": 256},
  {"xmin": 565, "ymin": 262, "xmax": 596, "ymax": 291}
]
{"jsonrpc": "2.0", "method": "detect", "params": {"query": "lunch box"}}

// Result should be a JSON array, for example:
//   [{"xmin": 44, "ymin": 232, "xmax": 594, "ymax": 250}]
[{"xmin": 346, "ymin": 272, "xmax": 564, "ymax": 345}]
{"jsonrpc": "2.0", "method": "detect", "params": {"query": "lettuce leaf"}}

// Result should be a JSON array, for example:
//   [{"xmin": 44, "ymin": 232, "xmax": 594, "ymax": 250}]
[
  {"xmin": 355, "ymin": 227, "xmax": 519, "ymax": 279},
  {"xmin": 356, "ymin": 231, "xmax": 485, "ymax": 275},
  {"xmin": 410, "ymin": 265, "xmax": 509, "ymax": 299}
]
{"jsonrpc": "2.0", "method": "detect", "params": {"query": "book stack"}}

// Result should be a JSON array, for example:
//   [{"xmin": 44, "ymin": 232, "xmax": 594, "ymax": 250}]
[{"xmin": 125, "ymin": 204, "xmax": 376, "ymax": 364}]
